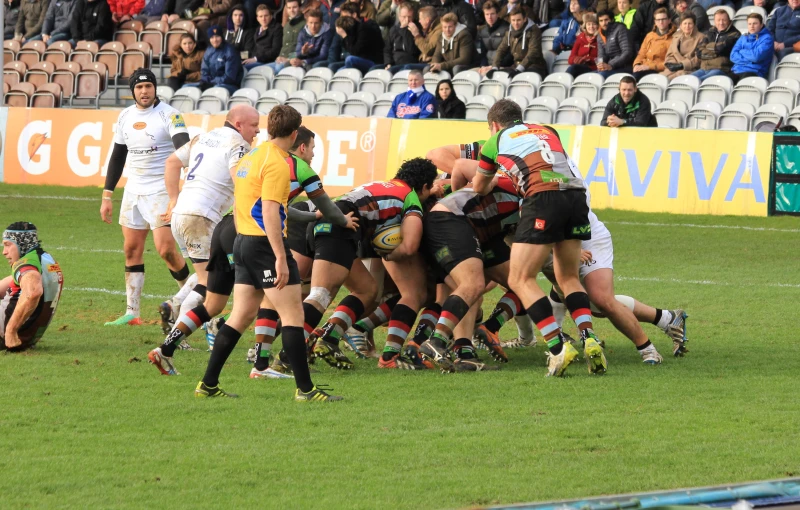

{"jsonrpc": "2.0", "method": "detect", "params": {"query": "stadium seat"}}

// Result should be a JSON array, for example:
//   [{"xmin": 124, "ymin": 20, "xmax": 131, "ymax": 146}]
[
  {"xmin": 241, "ymin": 65, "xmax": 274, "ymax": 92},
  {"xmin": 314, "ymin": 90, "xmax": 346, "ymax": 116},
  {"xmin": 157, "ymin": 85, "xmax": 174, "ymax": 103},
  {"xmin": 539, "ymin": 72, "xmax": 573, "ymax": 102},
  {"xmin": 507, "ymin": 72, "xmax": 541, "ymax": 99},
  {"xmin": 4, "ymin": 40, "xmax": 20, "ymax": 65},
  {"xmin": 197, "ymin": 87, "xmax": 230, "ymax": 113},
  {"xmin": 24, "ymin": 60, "xmax": 54, "ymax": 89},
  {"xmin": 544, "ymin": 50, "xmax": 556, "ymax": 73},
  {"xmin": 328, "ymin": 68, "xmax": 362, "ymax": 94},
  {"xmin": 96, "ymin": 42, "xmax": 125, "ymax": 85},
  {"xmin": 342, "ymin": 91, "xmax": 375, "ymax": 117},
  {"xmin": 733, "ymin": 6, "xmax": 767, "ymax": 33},
  {"xmin": 52, "ymin": 62, "xmax": 81, "ymax": 104},
  {"xmin": 121, "ymin": 42, "xmax": 152, "ymax": 80},
  {"xmin": 452, "ymin": 70, "xmax": 481, "ymax": 99},
  {"xmin": 423, "ymin": 70, "xmax": 450, "ymax": 94},
  {"xmin": 555, "ymin": 97, "xmax": 591, "ymax": 125},
  {"xmin": 285, "ymin": 90, "xmax": 317, "ymax": 115},
  {"xmin": 697, "ymin": 75, "xmax": 733, "ymax": 105},
  {"xmin": 706, "ymin": 5, "xmax": 735, "ymax": 26},
  {"xmin": 588, "ymin": 98, "xmax": 608, "ymax": 125},
  {"xmin": 371, "ymin": 91, "xmax": 396, "ymax": 117},
  {"xmin": 115, "ymin": 20, "xmax": 144, "ymax": 47},
  {"xmin": 477, "ymin": 75, "xmax": 508, "ymax": 100},
  {"xmin": 166, "ymin": 20, "xmax": 197, "ymax": 54},
  {"xmin": 5, "ymin": 82, "xmax": 34, "ymax": 106},
  {"xmin": 730, "ymin": 76, "xmax": 767, "ymax": 108},
  {"xmin": 524, "ymin": 96, "xmax": 558, "ymax": 123},
  {"xmin": 274, "ymin": 66, "xmax": 305, "ymax": 94},
  {"xmin": 256, "ymin": 89, "xmax": 288, "ymax": 114},
  {"xmin": 717, "ymin": 103, "xmax": 756, "ymax": 131},
  {"xmin": 552, "ymin": 52, "xmax": 571, "ymax": 74},
  {"xmin": 637, "ymin": 73, "xmax": 668, "ymax": 103},
  {"xmin": 465, "ymin": 94, "xmax": 496, "ymax": 120},
  {"xmin": 507, "ymin": 95, "xmax": 530, "ymax": 110},
  {"xmin": 301, "ymin": 67, "xmax": 333, "ymax": 96},
  {"xmin": 75, "ymin": 62, "xmax": 108, "ymax": 108},
  {"xmin": 227, "ymin": 87, "xmax": 259, "ymax": 108},
  {"xmin": 70, "ymin": 41, "xmax": 99, "ymax": 67},
  {"xmin": 775, "ymin": 53, "xmax": 800, "ymax": 80},
  {"xmin": 542, "ymin": 27, "xmax": 559, "ymax": 48},
  {"xmin": 665, "ymin": 75, "xmax": 699, "ymax": 107},
  {"xmin": 188, "ymin": 109, "xmax": 211, "ymax": 114},
  {"xmin": 3, "ymin": 82, "xmax": 8, "ymax": 95},
  {"xmin": 653, "ymin": 99, "xmax": 688, "ymax": 128},
  {"xmin": 787, "ymin": 105, "xmax": 800, "ymax": 130},
  {"xmin": 359, "ymin": 69, "xmax": 391, "ymax": 95},
  {"xmin": 599, "ymin": 73, "xmax": 633, "ymax": 100},
  {"xmin": 764, "ymin": 78, "xmax": 800, "ymax": 110},
  {"xmin": 169, "ymin": 86, "xmax": 201, "ymax": 112},
  {"xmin": 139, "ymin": 21, "xmax": 168, "ymax": 61},
  {"xmin": 388, "ymin": 70, "xmax": 410, "ymax": 93},
  {"xmin": 4, "ymin": 61, "xmax": 27, "ymax": 87},
  {"xmin": 43, "ymin": 41, "xmax": 71, "ymax": 65},
  {"xmin": 32, "ymin": 82, "xmax": 62, "ymax": 108},
  {"xmin": 17, "ymin": 40, "xmax": 45, "ymax": 67},
  {"xmin": 651, "ymin": 99, "xmax": 660, "ymax": 112},
  {"xmin": 751, "ymin": 103, "xmax": 788, "ymax": 130},
  {"xmin": 686, "ymin": 101, "xmax": 723, "ymax": 130},
  {"xmin": 569, "ymin": 73, "xmax": 603, "ymax": 102}
]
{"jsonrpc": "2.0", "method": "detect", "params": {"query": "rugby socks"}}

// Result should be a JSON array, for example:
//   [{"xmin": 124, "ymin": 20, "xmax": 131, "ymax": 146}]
[
  {"xmin": 254, "ymin": 308, "xmax": 280, "ymax": 371},
  {"xmin": 430, "ymin": 295, "xmax": 470, "ymax": 350},
  {"xmin": 170, "ymin": 263, "xmax": 191, "ymax": 288},
  {"xmin": 282, "ymin": 326, "xmax": 314, "ymax": 393},
  {"xmin": 382, "ymin": 304, "xmax": 418, "ymax": 361},
  {"xmin": 565, "ymin": 292, "xmax": 593, "ymax": 334},
  {"xmin": 453, "ymin": 338, "xmax": 477, "ymax": 359},
  {"xmin": 202, "ymin": 324, "xmax": 241, "ymax": 388},
  {"xmin": 179, "ymin": 284, "xmax": 207, "ymax": 318},
  {"xmin": 652, "ymin": 309, "xmax": 674, "ymax": 331},
  {"xmin": 548, "ymin": 287, "xmax": 568, "ymax": 329},
  {"xmin": 161, "ymin": 305, "xmax": 211, "ymax": 357},
  {"xmin": 302, "ymin": 302, "xmax": 324, "ymax": 340},
  {"xmin": 411, "ymin": 303, "xmax": 441, "ymax": 344},
  {"xmin": 636, "ymin": 340, "xmax": 653, "ymax": 351},
  {"xmin": 526, "ymin": 297, "xmax": 563, "ymax": 355},
  {"xmin": 482, "ymin": 292, "xmax": 522, "ymax": 334},
  {"xmin": 323, "ymin": 295, "xmax": 365, "ymax": 345},
  {"xmin": 173, "ymin": 273, "xmax": 198, "ymax": 304},
  {"xmin": 124, "ymin": 264, "xmax": 144, "ymax": 318},
  {"xmin": 353, "ymin": 294, "xmax": 400, "ymax": 334},
  {"xmin": 514, "ymin": 315, "xmax": 535, "ymax": 342}
]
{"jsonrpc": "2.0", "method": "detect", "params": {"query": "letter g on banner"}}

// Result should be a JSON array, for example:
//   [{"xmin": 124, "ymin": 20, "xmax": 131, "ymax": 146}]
[{"xmin": 18, "ymin": 120, "xmax": 52, "ymax": 175}]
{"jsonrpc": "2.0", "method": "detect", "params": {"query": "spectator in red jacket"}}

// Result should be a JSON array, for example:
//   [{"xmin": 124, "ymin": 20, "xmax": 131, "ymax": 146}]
[
  {"xmin": 109, "ymin": 0, "xmax": 145, "ymax": 24},
  {"xmin": 566, "ymin": 12, "xmax": 600, "ymax": 77}
]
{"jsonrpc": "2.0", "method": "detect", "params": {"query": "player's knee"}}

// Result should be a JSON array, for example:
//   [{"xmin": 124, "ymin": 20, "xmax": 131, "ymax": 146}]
[{"xmin": 588, "ymin": 292, "xmax": 616, "ymax": 315}]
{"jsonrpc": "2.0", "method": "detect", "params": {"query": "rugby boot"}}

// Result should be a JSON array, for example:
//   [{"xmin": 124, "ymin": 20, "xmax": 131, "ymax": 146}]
[
  {"xmin": 545, "ymin": 341, "xmax": 579, "ymax": 377},
  {"xmin": 582, "ymin": 329, "xmax": 608, "ymax": 375}
]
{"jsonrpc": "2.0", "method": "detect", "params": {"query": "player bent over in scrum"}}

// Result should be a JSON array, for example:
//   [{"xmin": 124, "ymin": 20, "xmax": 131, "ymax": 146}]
[{"xmin": 473, "ymin": 100, "xmax": 606, "ymax": 377}]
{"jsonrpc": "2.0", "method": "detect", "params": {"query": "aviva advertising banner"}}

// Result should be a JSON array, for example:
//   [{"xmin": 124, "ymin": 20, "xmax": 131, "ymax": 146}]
[{"xmin": 0, "ymin": 108, "xmax": 772, "ymax": 217}]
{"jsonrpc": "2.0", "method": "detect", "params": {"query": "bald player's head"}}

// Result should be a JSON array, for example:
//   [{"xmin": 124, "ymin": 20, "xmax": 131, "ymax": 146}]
[{"xmin": 226, "ymin": 105, "xmax": 261, "ymax": 145}]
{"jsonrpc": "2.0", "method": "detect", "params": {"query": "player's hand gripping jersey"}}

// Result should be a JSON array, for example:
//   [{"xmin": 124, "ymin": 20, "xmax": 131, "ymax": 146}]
[
  {"xmin": 234, "ymin": 142, "xmax": 292, "ymax": 237},
  {"xmin": 338, "ymin": 179, "xmax": 423, "ymax": 239},
  {"xmin": 477, "ymin": 123, "xmax": 585, "ymax": 198},
  {"xmin": 437, "ymin": 176, "xmax": 520, "ymax": 243}
]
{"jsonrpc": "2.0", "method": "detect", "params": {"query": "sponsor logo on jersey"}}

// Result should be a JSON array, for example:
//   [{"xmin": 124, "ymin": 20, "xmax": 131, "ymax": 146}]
[
  {"xmin": 425, "ymin": 104, "xmax": 434, "ymax": 112},
  {"xmin": 572, "ymin": 224, "xmax": 591, "ymax": 235},
  {"xmin": 314, "ymin": 223, "xmax": 332, "ymax": 235},
  {"xmin": 396, "ymin": 103, "xmax": 422, "ymax": 117},
  {"xmin": 510, "ymin": 128, "xmax": 551, "ymax": 138},
  {"xmin": 171, "ymin": 114, "xmax": 186, "ymax": 129},
  {"xmin": 534, "ymin": 218, "xmax": 546, "ymax": 230},
  {"xmin": 47, "ymin": 263, "xmax": 61, "ymax": 272},
  {"xmin": 132, "ymin": 122, "xmax": 147, "ymax": 130}
]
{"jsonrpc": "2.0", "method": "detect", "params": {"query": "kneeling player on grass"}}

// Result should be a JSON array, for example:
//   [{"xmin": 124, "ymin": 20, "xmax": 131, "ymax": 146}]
[
  {"xmin": 472, "ymin": 100, "xmax": 606, "ymax": 377},
  {"xmin": 195, "ymin": 106, "xmax": 341, "ymax": 402},
  {"xmin": 1, "ymin": 223, "xmax": 63, "ymax": 352}
]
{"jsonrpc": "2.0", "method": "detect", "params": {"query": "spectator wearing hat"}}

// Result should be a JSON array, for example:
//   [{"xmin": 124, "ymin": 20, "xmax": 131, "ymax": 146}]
[{"xmin": 199, "ymin": 25, "xmax": 244, "ymax": 93}]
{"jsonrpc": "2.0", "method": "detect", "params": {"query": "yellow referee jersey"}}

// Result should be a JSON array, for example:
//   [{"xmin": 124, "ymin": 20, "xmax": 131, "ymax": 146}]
[{"xmin": 233, "ymin": 141, "xmax": 291, "ymax": 237}]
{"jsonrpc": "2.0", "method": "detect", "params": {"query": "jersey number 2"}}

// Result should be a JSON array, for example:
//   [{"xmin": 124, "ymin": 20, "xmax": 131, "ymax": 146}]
[{"xmin": 186, "ymin": 153, "xmax": 204, "ymax": 181}]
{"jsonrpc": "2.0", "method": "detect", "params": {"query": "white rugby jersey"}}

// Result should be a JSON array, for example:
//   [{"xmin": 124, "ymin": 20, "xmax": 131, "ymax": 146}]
[
  {"xmin": 172, "ymin": 126, "xmax": 249, "ymax": 224},
  {"xmin": 113, "ymin": 101, "xmax": 188, "ymax": 195},
  {"xmin": 567, "ymin": 156, "xmax": 610, "ymax": 240}
]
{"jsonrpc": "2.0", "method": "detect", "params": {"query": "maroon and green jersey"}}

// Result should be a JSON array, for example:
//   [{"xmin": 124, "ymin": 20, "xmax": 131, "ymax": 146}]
[
  {"xmin": 438, "ymin": 176, "xmax": 520, "ymax": 243},
  {"xmin": 338, "ymin": 179, "xmax": 423, "ymax": 238}
]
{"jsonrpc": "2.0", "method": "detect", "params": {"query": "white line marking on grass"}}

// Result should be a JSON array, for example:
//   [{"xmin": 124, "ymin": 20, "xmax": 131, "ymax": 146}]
[
  {"xmin": 0, "ymin": 194, "xmax": 96, "ymax": 201},
  {"xmin": 56, "ymin": 246, "xmax": 124, "ymax": 254},
  {"xmin": 614, "ymin": 276, "xmax": 800, "ymax": 289},
  {"xmin": 66, "ymin": 287, "xmax": 172, "ymax": 299},
  {"xmin": 606, "ymin": 221, "xmax": 800, "ymax": 233}
]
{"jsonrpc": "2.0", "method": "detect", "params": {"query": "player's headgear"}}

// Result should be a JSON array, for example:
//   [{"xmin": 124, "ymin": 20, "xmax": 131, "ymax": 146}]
[
  {"xmin": 129, "ymin": 68, "xmax": 157, "ymax": 93},
  {"xmin": 3, "ymin": 222, "xmax": 39, "ymax": 256}
]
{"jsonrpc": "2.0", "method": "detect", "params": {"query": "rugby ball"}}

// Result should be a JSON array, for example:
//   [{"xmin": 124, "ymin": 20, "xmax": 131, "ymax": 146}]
[{"xmin": 372, "ymin": 224, "xmax": 402, "ymax": 254}]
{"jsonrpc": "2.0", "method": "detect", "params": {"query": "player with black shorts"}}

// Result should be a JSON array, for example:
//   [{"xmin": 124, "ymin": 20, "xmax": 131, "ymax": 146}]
[{"xmin": 472, "ymin": 99, "xmax": 606, "ymax": 378}]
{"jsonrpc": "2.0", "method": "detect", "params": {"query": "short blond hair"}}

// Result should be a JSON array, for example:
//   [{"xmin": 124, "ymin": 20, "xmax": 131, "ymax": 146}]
[{"xmin": 441, "ymin": 12, "xmax": 458, "ymax": 24}]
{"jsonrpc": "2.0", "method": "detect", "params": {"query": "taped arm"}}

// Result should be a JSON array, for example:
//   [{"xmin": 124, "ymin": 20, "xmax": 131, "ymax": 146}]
[{"xmin": 104, "ymin": 143, "xmax": 128, "ymax": 192}]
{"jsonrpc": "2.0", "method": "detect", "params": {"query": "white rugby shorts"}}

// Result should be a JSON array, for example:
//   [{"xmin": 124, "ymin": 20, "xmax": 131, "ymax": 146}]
[
  {"xmin": 171, "ymin": 213, "xmax": 216, "ymax": 262},
  {"xmin": 119, "ymin": 189, "xmax": 171, "ymax": 231}
]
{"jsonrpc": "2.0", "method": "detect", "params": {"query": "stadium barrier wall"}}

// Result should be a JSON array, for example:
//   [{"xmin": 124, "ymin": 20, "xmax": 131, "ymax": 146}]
[{"xmin": 0, "ymin": 107, "xmax": 773, "ymax": 217}]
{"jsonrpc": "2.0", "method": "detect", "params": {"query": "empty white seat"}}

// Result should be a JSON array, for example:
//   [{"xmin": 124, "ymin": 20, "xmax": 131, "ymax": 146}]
[
  {"xmin": 697, "ymin": 75, "xmax": 733, "ymax": 106},
  {"xmin": 371, "ymin": 92, "xmax": 396, "ymax": 117},
  {"xmin": 787, "ymin": 105, "xmax": 800, "ymax": 130},
  {"xmin": 544, "ymin": 50, "xmax": 556, "ymax": 73},
  {"xmin": 507, "ymin": 72, "xmax": 541, "ymax": 99},
  {"xmin": 717, "ymin": 102, "xmax": 756, "ymax": 131},
  {"xmin": 477, "ymin": 77, "xmax": 507, "ymax": 99},
  {"xmin": 255, "ymin": 89, "xmax": 288, "ymax": 115},
  {"xmin": 730, "ymin": 76, "xmax": 767, "ymax": 108},
  {"xmin": 197, "ymin": 86, "xmax": 230, "ymax": 113},
  {"xmin": 423, "ymin": 70, "xmax": 450, "ymax": 94},
  {"xmin": 342, "ymin": 91, "xmax": 375, "ymax": 117},
  {"xmin": 776, "ymin": 53, "xmax": 800, "ymax": 81},
  {"xmin": 552, "ymin": 52, "xmax": 571, "ymax": 74},
  {"xmin": 465, "ymin": 94, "xmax": 496, "ymax": 121},
  {"xmin": 507, "ymin": 94, "xmax": 530, "ymax": 110},
  {"xmin": 227, "ymin": 87, "xmax": 259, "ymax": 108},
  {"xmin": 169, "ymin": 86, "xmax": 201, "ymax": 112},
  {"xmin": 300, "ymin": 67, "xmax": 333, "ymax": 96},
  {"xmin": 539, "ymin": 72, "xmax": 573, "ymax": 102},
  {"xmin": 359, "ymin": 69, "xmax": 391, "ymax": 95},
  {"xmin": 285, "ymin": 90, "xmax": 317, "ymax": 115},
  {"xmin": 733, "ymin": 6, "xmax": 767, "ymax": 33},
  {"xmin": 555, "ymin": 97, "xmax": 591, "ymax": 125},
  {"xmin": 599, "ymin": 73, "xmax": 633, "ymax": 100},
  {"xmin": 314, "ymin": 90, "xmax": 346, "ymax": 116},
  {"xmin": 241, "ymin": 66, "xmax": 274, "ymax": 92},
  {"xmin": 452, "ymin": 70, "xmax": 481, "ymax": 99},
  {"xmin": 653, "ymin": 99, "xmax": 688, "ymax": 128},
  {"xmin": 273, "ymin": 66, "xmax": 305, "ymax": 94},
  {"xmin": 569, "ymin": 73, "xmax": 603, "ymax": 102},
  {"xmin": 638, "ymin": 73, "xmax": 668, "ymax": 104},
  {"xmin": 329, "ymin": 68, "xmax": 362, "ymax": 94},
  {"xmin": 751, "ymin": 103, "xmax": 789, "ymax": 130},
  {"xmin": 523, "ymin": 96, "xmax": 558, "ymax": 123},
  {"xmin": 686, "ymin": 101, "xmax": 723, "ymax": 130},
  {"xmin": 157, "ymin": 85, "xmax": 174, "ymax": 103},
  {"xmin": 388, "ymin": 70, "xmax": 410, "ymax": 93},
  {"xmin": 542, "ymin": 27, "xmax": 559, "ymax": 49},
  {"xmin": 588, "ymin": 98, "xmax": 608, "ymax": 125},
  {"xmin": 764, "ymin": 78, "xmax": 800, "ymax": 111},
  {"xmin": 665, "ymin": 75, "xmax": 700, "ymax": 107}
]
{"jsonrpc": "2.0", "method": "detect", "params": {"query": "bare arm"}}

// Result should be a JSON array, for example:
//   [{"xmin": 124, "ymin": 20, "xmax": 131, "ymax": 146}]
[
  {"xmin": 263, "ymin": 200, "xmax": 290, "ymax": 289},
  {"xmin": 384, "ymin": 215, "xmax": 423, "ymax": 261},
  {"xmin": 426, "ymin": 145, "xmax": 461, "ymax": 174},
  {"xmin": 472, "ymin": 172, "xmax": 494, "ymax": 195},
  {"xmin": 451, "ymin": 159, "xmax": 479, "ymax": 190},
  {"xmin": 4, "ymin": 271, "xmax": 43, "ymax": 349}
]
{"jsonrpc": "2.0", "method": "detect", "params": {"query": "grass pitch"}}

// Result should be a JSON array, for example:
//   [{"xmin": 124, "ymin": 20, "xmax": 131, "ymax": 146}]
[{"xmin": 1, "ymin": 183, "xmax": 799, "ymax": 509}]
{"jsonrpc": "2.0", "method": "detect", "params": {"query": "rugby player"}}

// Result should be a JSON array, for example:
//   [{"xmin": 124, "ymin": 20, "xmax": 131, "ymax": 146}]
[
  {"xmin": 100, "ymin": 69, "xmax": 192, "ymax": 326},
  {"xmin": 1, "ymin": 223, "xmax": 63, "ymax": 351},
  {"xmin": 472, "ymin": 100, "xmax": 605, "ymax": 377},
  {"xmin": 156, "ymin": 105, "xmax": 261, "ymax": 334}
]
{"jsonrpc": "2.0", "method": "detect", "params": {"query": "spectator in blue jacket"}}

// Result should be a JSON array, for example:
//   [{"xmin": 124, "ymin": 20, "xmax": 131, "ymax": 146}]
[
  {"xmin": 387, "ymin": 69, "xmax": 437, "ymax": 118},
  {"xmin": 552, "ymin": 0, "xmax": 584, "ymax": 54},
  {"xmin": 134, "ymin": 0, "xmax": 168, "ymax": 24},
  {"xmin": 767, "ymin": 0, "xmax": 800, "ymax": 60},
  {"xmin": 730, "ymin": 13, "xmax": 774, "ymax": 81},
  {"xmin": 198, "ymin": 25, "xmax": 245, "ymax": 94},
  {"xmin": 295, "ymin": 9, "xmax": 333, "ymax": 67}
]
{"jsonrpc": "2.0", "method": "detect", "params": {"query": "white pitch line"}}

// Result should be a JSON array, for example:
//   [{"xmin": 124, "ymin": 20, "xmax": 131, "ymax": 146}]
[
  {"xmin": 615, "ymin": 275, "xmax": 800, "ymax": 289},
  {"xmin": 66, "ymin": 286, "xmax": 172, "ymax": 299},
  {"xmin": 56, "ymin": 246, "xmax": 124, "ymax": 254},
  {"xmin": 0, "ymin": 194, "xmax": 97, "ymax": 202},
  {"xmin": 606, "ymin": 220, "xmax": 800, "ymax": 233}
]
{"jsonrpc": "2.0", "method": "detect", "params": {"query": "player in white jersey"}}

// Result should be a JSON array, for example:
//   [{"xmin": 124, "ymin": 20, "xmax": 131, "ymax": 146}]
[
  {"xmin": 99, "ymin": 69, "xmax": 192, "ymax": 326},
  {"xmin": 157, "ymin": 105, "xmax": 261, "ymax": 332}
]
